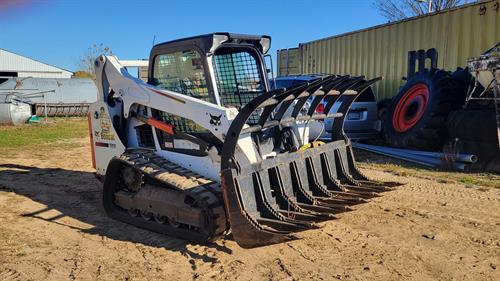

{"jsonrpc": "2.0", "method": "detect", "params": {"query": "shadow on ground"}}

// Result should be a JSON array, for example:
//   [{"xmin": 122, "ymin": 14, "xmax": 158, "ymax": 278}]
[{"xmin": 0, "ymin": 163, "xmax": 232, "ymax": 262}]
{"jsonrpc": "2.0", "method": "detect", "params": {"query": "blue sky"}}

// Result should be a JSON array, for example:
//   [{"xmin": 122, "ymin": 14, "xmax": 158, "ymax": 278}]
[{"xmin": 0, "ymin": 0, "xmax": 386, "ymax": 72}]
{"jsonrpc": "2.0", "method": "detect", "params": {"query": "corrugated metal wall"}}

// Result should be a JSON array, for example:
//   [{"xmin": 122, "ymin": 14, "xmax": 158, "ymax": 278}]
[
  {"xmin": 277, "ymin": 48, "xmax": 301, "ymax": 75},
  {"xmin": 0, "ymin": 78, "xmax": 97, "ymax": 104},
  {"xmin": 279, "ymin": 1, "xmax": 500, "ymax": 100}
]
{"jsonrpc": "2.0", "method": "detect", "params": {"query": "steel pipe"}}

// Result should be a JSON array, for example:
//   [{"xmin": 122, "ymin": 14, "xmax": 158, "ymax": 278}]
[{"xmin": 352, "ymin": 142, "xmax": 469, "ymax": 171}]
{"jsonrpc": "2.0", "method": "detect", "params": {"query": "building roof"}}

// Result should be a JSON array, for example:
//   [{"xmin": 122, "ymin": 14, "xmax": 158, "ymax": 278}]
[{"xmin": 0, "ymin": 48, "xmax": 73, "ymax": 76}]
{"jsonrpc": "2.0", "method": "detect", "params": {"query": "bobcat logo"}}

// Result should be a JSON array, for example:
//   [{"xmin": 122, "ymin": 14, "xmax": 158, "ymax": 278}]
[{"xmin": 209, "ymin": 114, "xmax": 222, "ymax": 126}]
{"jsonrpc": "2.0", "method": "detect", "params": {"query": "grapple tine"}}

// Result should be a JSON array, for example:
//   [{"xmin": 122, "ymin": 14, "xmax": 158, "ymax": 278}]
[
  {"xmin": 330, "ymin": 77, "xmax": 383, "ymax": 142},
  {"xmin": 257, "ymin": 82, "xmax": 312, "ymax": 125},
  {"xmin": 343, "ymin": 144, "xmax": 402, "ymax": 188},
  {"xmin": 267, "ymin": 167, "xmax": 337, "ymax": 220},
  {"xmin": 290, "ymin": 76, "xmax": 336, "ymax": 118},
  {"xmin": 273, "ymin": 76, "xmax": 334, "ymax": 122},
  {"xmin": 252, "ymin": 167, "xmax": 323, "ymax": 227},
  {"xmin": 323, "ymin": 76, "xmax": 366, "ymax": 115},
  {"xmin": 306, "ymin": 75, "xmax": 351, "ymax": 116}
]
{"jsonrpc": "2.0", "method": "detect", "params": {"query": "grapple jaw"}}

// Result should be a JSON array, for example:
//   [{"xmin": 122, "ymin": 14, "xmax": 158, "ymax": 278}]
[{"xmin": 220, "ymin": 75, "xmax": 397, "ymax": 248}]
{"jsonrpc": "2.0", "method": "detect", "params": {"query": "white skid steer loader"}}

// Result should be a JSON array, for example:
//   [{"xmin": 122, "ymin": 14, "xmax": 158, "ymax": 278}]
[{"xmin": 88, "ymin": 33, "xmax": 397, "ymax": 248}]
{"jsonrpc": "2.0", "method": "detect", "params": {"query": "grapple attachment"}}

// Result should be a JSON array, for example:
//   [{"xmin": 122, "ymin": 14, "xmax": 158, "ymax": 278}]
[{"xmin": 220, "ymin": 75, "xmax": 397, "ymax": 248}]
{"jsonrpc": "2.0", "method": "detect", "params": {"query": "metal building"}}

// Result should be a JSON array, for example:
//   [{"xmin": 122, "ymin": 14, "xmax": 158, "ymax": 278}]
[
  {"xmin": 0, "ymin": 49, "xmax": 73, "ymax": 80},
  {"xmin": 277, "ymin": 1, "xmax": 500, "ymax": 100}
]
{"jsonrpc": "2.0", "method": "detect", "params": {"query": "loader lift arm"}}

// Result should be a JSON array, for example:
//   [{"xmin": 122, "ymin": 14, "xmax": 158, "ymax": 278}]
[{"xmin": 94, "ymin": 55, "xmax": 235, "ymax": 141}]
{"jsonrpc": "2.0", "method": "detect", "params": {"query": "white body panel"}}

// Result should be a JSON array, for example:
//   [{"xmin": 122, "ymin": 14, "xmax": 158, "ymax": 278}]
[{"xmin": 89, "ymin": 101, "xmax": 126, "ymax": 175}]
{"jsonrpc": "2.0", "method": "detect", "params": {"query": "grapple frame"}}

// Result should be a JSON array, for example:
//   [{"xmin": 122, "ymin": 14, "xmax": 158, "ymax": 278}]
[{"xmin": 220, "ymin": 75, "xmax": 395, "ymax": 248}]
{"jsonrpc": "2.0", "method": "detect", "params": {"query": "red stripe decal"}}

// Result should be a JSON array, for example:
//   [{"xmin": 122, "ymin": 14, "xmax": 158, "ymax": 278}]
[
  {"xmin": 87, "ymin": 113, "xmax": 96, "ymax": 169},
  {"xmin": 95, "ymin": 142, "xmax": 110, "ymax": 147},
  {"xmin": 149, "ymin": 88, "xmax": 186, "ymax": 104}
]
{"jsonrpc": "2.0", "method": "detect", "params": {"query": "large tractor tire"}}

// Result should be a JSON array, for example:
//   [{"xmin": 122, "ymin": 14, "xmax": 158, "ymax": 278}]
[
  {"xmin": 451, "ymin": 67, "xmax": 472, "ymax": 101},
  {"xmin": 447, "ymin": 109, "xmax": 498, "ymax": 143},
  {"xmin": 383, "ymin": 69, "xmax": 459, "ymax": 150}
]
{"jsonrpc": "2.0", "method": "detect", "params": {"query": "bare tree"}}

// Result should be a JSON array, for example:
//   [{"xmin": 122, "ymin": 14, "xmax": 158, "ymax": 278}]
[
  {"xmin": 374, "ymin": 0, "xmax": 474, "ymax": 22},
  {"xmin": 77, "ymin": 43, "xmax": 112, "ymax": 78}
]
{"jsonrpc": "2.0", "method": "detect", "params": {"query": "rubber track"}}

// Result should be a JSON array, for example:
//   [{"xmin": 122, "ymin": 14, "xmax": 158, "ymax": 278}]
[{"xmin": 110, "ymin": 149, "xmax": 228, "ymax": 242}]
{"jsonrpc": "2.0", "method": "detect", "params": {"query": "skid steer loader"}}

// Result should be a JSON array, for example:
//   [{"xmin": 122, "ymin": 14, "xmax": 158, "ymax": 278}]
[{"xmin": 88, "ymin": 33, "xmax": 395, "ymax": 248}]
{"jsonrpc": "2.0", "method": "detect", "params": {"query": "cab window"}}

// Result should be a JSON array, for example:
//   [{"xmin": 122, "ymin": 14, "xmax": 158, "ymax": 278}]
[
  {"xmin": 152, "ymin": 50, "xmax": 209, "ymax": 134},
  {"xmin": 153, "ymin": 50, "xmax": 210, "ymax": 103}
]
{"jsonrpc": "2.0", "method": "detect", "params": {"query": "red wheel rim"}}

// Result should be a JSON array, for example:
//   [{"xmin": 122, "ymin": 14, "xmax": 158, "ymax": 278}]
[{"xmin": 392, "ymin": 83, "xmax": 429, "ymax": 133}]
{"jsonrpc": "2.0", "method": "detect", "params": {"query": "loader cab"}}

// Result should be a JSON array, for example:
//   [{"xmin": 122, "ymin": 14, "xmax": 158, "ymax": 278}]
[
  {"xmin": 149, "ymin": 33, "xmax": 272, "ymax": 123},
  {"xmin": 147, "ymin": 33, "xmax": 272, "ymax": 152}
]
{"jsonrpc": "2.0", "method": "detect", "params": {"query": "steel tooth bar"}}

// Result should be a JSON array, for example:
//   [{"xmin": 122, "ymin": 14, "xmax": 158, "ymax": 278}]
[
  {"xmin": 323, "ymin": 76, "xmax": 366, "ymax": 115},
  {"xmin": 290, "ymin": 76, "xmax": 336, "ymax": 118},
  {"xmin": 333, "ymin": 148, "xmax": 364, "ymax": 187},
  {"xmin": 345, "ymin": 144, "xmax": 373, "ymax": 182},
  {"xmin": 267, "ymin": 167, "xmax": 337, "ymax": 220},
  {"xmin": 306, "ymin": 154, "xmax": 374, "ymax": 203},
  {"xmin": 245, "ymin": 114, "xmax": 341, "ymax": 134},
  {"xmin": 289, "ymin": 161, "xmax": 360, "ymax": 213},
  {"xmin": 258, "ymin": 98, "xmax": 279, "ymax": 108},
  {"xmin": 345, "ymin": 145, "xmax": 400, "ymax": 188},
  {"xmin": 271, "ymin": 78, "xmax": 324, "ymax": 122},
  {"xmin": 318, "ymin": 148, "xmax": 381, "ymax": 199},
  {"xmin": 220, "ymin": 170, "xmax": 297, "ymax": 248},
  {"xmin": 273, "ymin": 164, "xmax": 346, "ymax": 215},
  {"xmin": 252, "ymin": 172, "xmax": 315, "ymax": 231},
  {"xmin": 257, "ymin": 82, "xmax": 311, "ymax": 125},
  {"xmin": 253, "ymin": 170, "xmax": 323, "ymax": 227},
  {"xmin": 240, "ymin": 124, "xmax": 262, "ymax": 135},
  {"xmin": 307, "ymin": 75, "xmax": 351, "ymax": 116},
  {"xmin": 330, "ymin": 78, "xmax": 383, "ymax": 142}
]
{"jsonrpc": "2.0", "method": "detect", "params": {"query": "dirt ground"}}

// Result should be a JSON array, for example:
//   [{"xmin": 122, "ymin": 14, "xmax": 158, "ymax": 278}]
[{"xmin": 0, "ymin": 138, "xmax": 499, "ymax": 281}]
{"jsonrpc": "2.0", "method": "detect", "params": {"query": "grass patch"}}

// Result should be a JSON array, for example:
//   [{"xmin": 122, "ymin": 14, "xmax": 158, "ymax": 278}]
[
  {"xmin": 0, "ymin": 117, "xmax": 88, "ymax": 153},
  {"xmin": 355, "ymin": 149, "xmax": 500, "ymax": 189}
]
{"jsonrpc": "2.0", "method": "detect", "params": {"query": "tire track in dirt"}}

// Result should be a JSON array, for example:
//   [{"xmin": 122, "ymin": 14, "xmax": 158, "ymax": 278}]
[{"xmin": 0, "ymin": 268, "xmax": 25, "ymax": 281}]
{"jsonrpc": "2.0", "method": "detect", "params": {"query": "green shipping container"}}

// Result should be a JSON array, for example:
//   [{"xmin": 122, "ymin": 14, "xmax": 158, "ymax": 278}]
[{"xmin": 277, "ymin": 0, "xmax": 500, "ymax": 100}]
